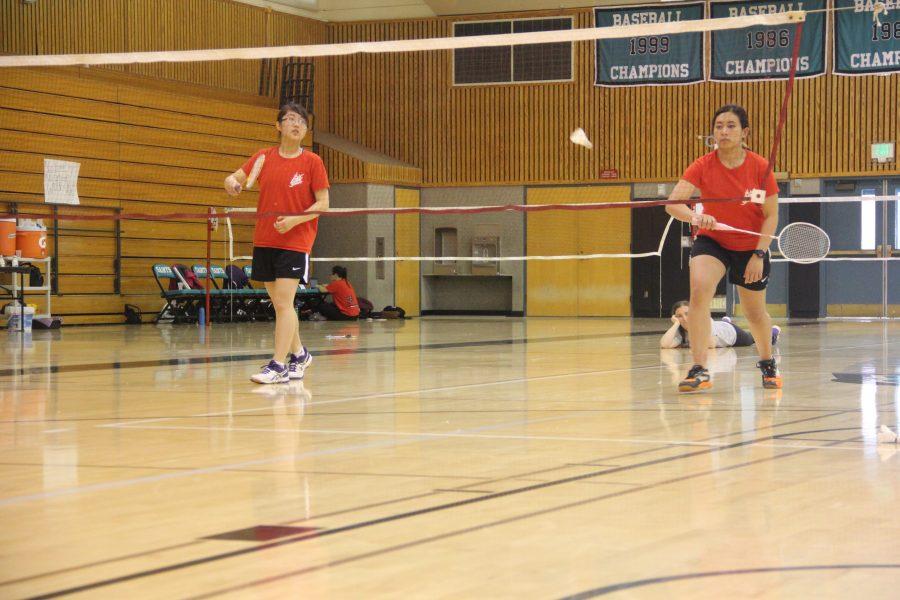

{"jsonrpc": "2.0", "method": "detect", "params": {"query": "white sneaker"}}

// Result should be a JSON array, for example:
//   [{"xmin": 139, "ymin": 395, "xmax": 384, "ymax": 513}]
[
  {"xmin": 877, "ymin": 425, "xmax": 899, "ymax": 444},
  {"xmin": 288, "ymin": 349, "xmax": 312, "ymax": 380},
  {"xmin": 251, "ymin": 384, "xmax": 289, "ymax": 398},
  {"xmin": 251, "ymin": 360, "xmax": 289, "ymax": 384}
]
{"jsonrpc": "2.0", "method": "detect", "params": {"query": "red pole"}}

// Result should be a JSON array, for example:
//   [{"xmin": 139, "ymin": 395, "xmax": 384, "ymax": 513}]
[
  {"xmin": 763, "ymin": 20, "xmax": 804, "ymax": 188},
  {"xmin": 206, "ymin": 207, "xmax": 212, "ymax": 328}
]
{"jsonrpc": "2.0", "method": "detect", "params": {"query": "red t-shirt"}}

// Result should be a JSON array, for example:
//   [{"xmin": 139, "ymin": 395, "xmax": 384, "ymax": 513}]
[
  {"xmin": 241, "ymin": 147, "xmax": 329, "ymax": 253},
  {"xmin": 682, "ymin": 150, "xmax": 778, "ymax": 251},
  {"xmin": 325, "ymin": 279, "xmax": 360, "ymax": 317}
]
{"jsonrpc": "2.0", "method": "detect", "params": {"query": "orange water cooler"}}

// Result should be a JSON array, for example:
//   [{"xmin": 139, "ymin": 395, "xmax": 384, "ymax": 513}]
[
  {"xmin": 15, "ymin": 222, "xmax": 47, "ymax": 259},
  {"xmin": 0, "ymin": 219, "xmax": 14, "ymax": 256}
]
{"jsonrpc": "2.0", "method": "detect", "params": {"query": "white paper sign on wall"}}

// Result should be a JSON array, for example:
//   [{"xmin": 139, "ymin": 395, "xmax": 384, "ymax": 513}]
[{"xmin": 44, "ymin": 159, "xmax": 81, "ymax": 205}]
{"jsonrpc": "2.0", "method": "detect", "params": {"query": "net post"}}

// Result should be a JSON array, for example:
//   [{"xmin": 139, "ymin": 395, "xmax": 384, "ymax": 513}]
[
  {"xmin": 763, "ymin": 19, "xmax": 804, "ymax": 188},
  {"xmin": 206, "ymin": 207, "xmax": 212, "ymax": 328},
  {"xmin": 226, "ymin": 210, "xmax": 234, "ymax": 263}
]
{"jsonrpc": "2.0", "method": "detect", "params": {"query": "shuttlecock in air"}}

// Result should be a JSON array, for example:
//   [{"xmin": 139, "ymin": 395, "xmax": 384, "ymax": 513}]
[
  {"xmin": 873, "ymin": 1, "xmax": 888, "ymax": 26},
  {"xmin": 569, "ymin": 128, "xmax": 593, "ymax": 149},
  {"xmin": 877, "ymin": 424, "xmax": 898, "ymax": 444}
]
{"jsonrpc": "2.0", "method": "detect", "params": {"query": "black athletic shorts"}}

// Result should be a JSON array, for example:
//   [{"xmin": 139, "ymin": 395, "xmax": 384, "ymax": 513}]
[
  {"xmin": 691, "ymin": 235, "xmax": 770, "ymax": 291},
  {"xmin": 251, "ymin": 247, "xmax": 310, "ymax": 283}
]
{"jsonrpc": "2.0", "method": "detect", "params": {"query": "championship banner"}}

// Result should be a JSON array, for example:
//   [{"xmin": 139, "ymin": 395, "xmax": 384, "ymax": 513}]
[
  {"xmin": 594, "ymin": 3, "xmax": 705, "ymax": 86},
  {"xmin": 710, "ymin": 0, "xmax": 826, "ymax": 81},
  {"xmin": 835, "ymin": 0, "xmax": 900, "ymax": 75}
]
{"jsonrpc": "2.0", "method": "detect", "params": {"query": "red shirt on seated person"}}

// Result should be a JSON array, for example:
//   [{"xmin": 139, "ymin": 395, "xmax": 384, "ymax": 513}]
[{"xmin": 316, "ymin": 265, "xmax": 360, "ymax": 320}]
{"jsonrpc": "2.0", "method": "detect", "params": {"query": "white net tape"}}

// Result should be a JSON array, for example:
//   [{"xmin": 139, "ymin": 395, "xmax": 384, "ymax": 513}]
[
  {"xmin": 771, "ymin": 256, "xmax": 898, "ymax": 263},
  {"xmin": 226, "ymin": 196, "xmax": 900, "ymax": 264},
  {"xmin": 225, "ymin": 208, "xmax": 252, "ymax": 262},
  {"xmin": 0, "ymin": 13, "xmax": 804, "ymax": 68},
  {"xmin": 224, "ymin": 207, "xmax": 677, "ymax": 263}
]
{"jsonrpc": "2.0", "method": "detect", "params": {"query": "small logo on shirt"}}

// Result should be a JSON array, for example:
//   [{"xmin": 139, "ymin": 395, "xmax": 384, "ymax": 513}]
[{"xmin": 289, "ymin": 172, "xmax": 305, "ymax": 188}]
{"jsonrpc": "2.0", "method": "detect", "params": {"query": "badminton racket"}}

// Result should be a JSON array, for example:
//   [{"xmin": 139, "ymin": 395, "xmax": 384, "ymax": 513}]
[
  {"xmin": 245, "ymin": 155, "xmax": 265, "ymax": 189},
  {"xmin": 701, "ymin": 221, "xmax": 830, "ymax": 264}
]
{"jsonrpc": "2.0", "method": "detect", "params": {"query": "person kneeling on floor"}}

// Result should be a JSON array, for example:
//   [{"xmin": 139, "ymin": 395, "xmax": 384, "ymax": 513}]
[{"xmin": 313, "ymin": 265, "xmax": 360, "ymax": 321}]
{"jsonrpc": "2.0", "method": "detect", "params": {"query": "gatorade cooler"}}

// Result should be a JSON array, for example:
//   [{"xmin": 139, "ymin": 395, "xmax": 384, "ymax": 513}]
[
  {"xmin": 0, "ymin": 219, "xmax": 14, "ymax": 256},
  {"xmin": 16, "ymin": 221, "xmax": 47, "ymax": 259}
]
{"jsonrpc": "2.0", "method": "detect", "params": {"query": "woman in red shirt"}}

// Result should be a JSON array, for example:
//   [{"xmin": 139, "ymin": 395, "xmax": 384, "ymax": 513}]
[
  {"xmin": 314, "ymin": 265, "xmax": 360, "ymax": 321},
  {"xmin": 224, "ymin": 102, "xmax": 330, "ymax": 384},
  {"xmin": 665, "ymin": 104, "xmax": 782, "ymax": 392}
]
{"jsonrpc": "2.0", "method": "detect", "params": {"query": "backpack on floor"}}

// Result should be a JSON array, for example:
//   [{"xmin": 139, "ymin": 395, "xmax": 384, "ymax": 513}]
[
  {"xmin": 357, "ymin": 296, "xmax": 374, "ymax": 318},
  {"xmin": 124, "ymin": 304, "xmax": 142, "ymax": 324},
  {"xmin": 381, "ymin": 305, "xmax": 406, "ymax": 319}
]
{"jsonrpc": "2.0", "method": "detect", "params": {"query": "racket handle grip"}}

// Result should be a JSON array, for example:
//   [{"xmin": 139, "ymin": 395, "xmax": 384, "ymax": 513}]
[
  {"xmin": 690, "ymin": 215, "xmax": 720, "ymax": 229},
  {"xmin": 712, "ymin": 223, "xmax": 774, "ymax": 239},
  {"xmin": 691, "ymin": 218, "xmax": 757, "ymax": 236}
]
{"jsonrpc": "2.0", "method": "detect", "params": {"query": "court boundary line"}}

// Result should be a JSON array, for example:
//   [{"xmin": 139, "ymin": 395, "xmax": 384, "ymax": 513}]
[
  {"xmin": 4, "ymin": 327, "xmax": 896, "ymax": 596},
  {"xmin": 0, "ymin": 409, "xmax": 869, "ymax": 593},
  {"xmin": 557, "ymin": 564, "xmax": 900, "ymax": 598},
  {"xmin": 7, "ymin": 338, "xmax": 871, "ymax": 507},
  {"xmin": 105, "ymin": 423, "xmax": 869, "ymax": 452},
  {"xmin": 1, "ymin": 319, "xmax": 834, "ymax": 379},
  {"xmin": 1, "ymin": 336, "xmax": 891, "ymax": 509},
  {"xmin": 97, "ymin": 335, "xmax": 897, "ymax": 430},
  {"xmin": 18, "ymin": 416, "xmax": 859, "ymax": 599},
  {"xmin": 181, "ymin": 430, "xmax": 864, "ymax": 600},
  {"xmin": 0, "ymin": 329, "xmax": 666, "ymax": 379},
  {"xmin": 0, "ymin": 413, "xmax": 578, "ymax": 509}
]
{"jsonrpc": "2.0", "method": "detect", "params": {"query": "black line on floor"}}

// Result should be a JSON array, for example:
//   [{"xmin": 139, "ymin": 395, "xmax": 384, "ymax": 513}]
[
  {"xmin": 0, "ymin": 330, "xmax": 666, "ymax": 378},
  {"xmin": 1, "ymin": 319, "xmax": 828, "ymax": 379},
  {"xmin": 0, "ymin": 405, "xmax": 874, "ymax": 425},
  {"xmin": 558, "ymin": 564, "xmax": 900, "ymax": 598},
  {"xmin": 185, "ymin": 436, "xmax": 854, "ymax": 600},
  {"xmin": 27, "ymin": 412, "xmax": 849, "ymax": 600}
]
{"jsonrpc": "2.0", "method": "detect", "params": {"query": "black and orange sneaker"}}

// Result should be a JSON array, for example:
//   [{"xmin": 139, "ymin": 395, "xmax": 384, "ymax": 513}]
[
  {"xmin": 678, "ymin": 365, "xmax": 712, "ymax": 393},
  {"xmin": 757, "ymin": 358, "xmax": 782, "ymax": 389}
]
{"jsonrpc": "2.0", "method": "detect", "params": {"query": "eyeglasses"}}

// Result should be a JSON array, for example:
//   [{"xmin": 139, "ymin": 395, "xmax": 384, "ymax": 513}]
[{"xmin": 280, "ymin": 114, "xmax": 307, "ymax": 125}]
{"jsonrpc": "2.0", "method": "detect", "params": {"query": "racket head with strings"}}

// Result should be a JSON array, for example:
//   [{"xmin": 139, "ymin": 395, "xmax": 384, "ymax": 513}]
[
  {"xmin": 245, "ymin": 155, "xmax": 265, "ymax": 190},
  {"xmin": 776, "ymin": 222, "xmax": 830, "ymax": 264}
]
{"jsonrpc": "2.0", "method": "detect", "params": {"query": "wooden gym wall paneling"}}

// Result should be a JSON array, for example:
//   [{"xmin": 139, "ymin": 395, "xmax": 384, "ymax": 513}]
[
  {"xmin": 0, "ymin": 67, "xmax": 274, "ymax": 323},
  {"xmin": 0, "ymin": 1, "xmax": 359, "ymax": 322},
  {"xmin": 267, "ymin": 10, "xmax": 331, "ymax": 128},
  {"xmin": 3, "ymin": 2, "xmax": 897, "ymax": 182},
  {"xmin": 0, "ymin": 0, "xmax": 38, "ymax": 57},
  {"xmin": 327, "ymin": 10, "xmax": 899, "ymax": 185},
  {"xmin": 0, "ymin": 0, "xmax": 329, "ymax": 96},
  {"xmin": 326, "ymin": 19, "xmax": 444, "ymax": 184}
]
